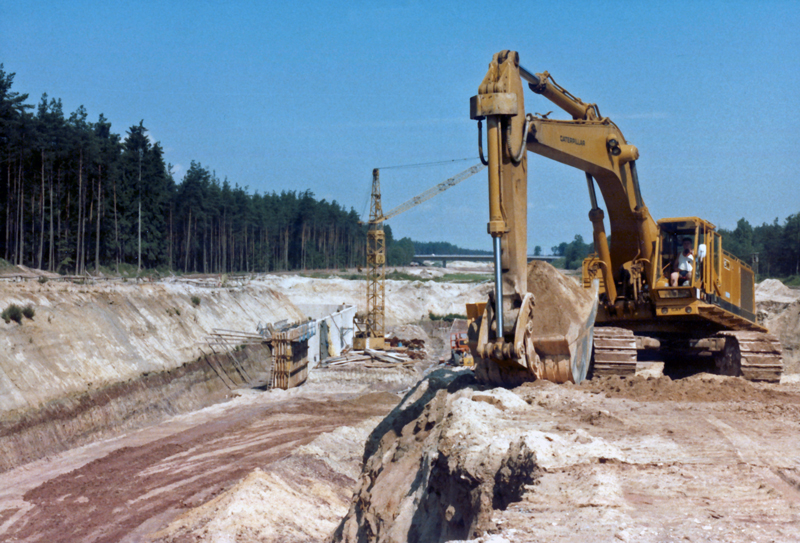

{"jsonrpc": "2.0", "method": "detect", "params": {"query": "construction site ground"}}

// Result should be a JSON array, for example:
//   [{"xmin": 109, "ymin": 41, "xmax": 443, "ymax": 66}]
[
  {"xmin": 471, "ymin": 372, "xmax": 800, "ymax": 543},
  {"xmin": 0, "ymin": 264, "xmax": 797, "ymax": 542},
  {"xmin": 0, "ymin": 379, "xmax": 407, "ymax": 543}
]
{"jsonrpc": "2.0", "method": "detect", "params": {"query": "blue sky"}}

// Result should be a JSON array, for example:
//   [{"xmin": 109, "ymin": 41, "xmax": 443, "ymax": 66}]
[{"xmin": 2, "ymin": 1, "xmax": 798, "ymax": 251}]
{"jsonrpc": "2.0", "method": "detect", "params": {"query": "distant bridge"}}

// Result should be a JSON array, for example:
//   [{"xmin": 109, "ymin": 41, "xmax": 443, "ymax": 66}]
[{"xmin": 411, "ymin": 254, "xmax": 558, "ymax": 267}]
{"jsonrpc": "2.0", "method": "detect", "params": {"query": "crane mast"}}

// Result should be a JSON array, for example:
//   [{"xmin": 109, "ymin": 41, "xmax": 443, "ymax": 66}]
[{"xmin": 354, "ymin": 164, "xmax": 485, "ymax": 350}]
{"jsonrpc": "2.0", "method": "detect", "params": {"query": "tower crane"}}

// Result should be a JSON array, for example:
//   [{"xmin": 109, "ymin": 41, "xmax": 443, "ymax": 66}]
[{"xmin": 353, "ymin": 163, "xmax": 486, "ymax": 350}]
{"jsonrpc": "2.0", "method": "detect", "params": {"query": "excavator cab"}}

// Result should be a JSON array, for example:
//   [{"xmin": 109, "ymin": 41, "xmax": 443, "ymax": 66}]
[{"xmin": 653, "ymin": 218, "xmax": 715, "ymax": 295}]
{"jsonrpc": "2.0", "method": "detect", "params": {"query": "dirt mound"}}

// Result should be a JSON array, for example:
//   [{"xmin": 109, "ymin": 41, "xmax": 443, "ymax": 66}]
[
  {"xmin": 757, "ymin": 278, "xmax": 800, "ymax": 305},
  {"xmin": 387, "ymin": 324, "xmax": 430, "ymax": 345},
  {"xmin": 769, "ymin": 302, "xmax": 800, "ymax": 375},
  {"xmin": 581, "ymin": 374, "xmax": 800, "ymax": 403},
  {"xmin": 526, "ymin": 260, "xmax": 594, "ymax": 338},
  {"xmin": 334, "ymin": 369, "xmax": 542, "ymax": 543},
  {"xmin": 153, "ymin": 417, "xmax": 384, "ymax": 543},
  {"xmin": 755, "ymin": 279, "xmax": 800, "ymax": 375},
  {"xmin": 475, "ymin": 261, "xmax": 596, "ymax": 386}
]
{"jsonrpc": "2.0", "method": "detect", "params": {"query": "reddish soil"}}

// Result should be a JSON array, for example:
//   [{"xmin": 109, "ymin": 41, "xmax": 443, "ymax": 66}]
[
  {"xmin": 574, "ymin": 373, "xmax": 800, "ymax": 403},
  {"xmin": 0, "ymin": 391, "xmax": 399, "ymax": 543}
]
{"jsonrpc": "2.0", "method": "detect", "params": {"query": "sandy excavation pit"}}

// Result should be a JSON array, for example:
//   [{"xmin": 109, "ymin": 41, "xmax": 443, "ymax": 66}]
[{"xmin": 0, "ymin": 267, "xmax": 798, "ymax": 542}]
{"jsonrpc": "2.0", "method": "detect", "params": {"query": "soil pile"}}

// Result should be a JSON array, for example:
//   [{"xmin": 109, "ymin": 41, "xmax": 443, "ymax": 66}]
[
  {"xmin": 152, "ymin": 416, "xmax": 387, "ymax": 543},
  {"xmin": 575, "ymin": 373, "xmax": 800, "ymax": 403},
  {"xmin": 757, "ymin": 278, "xmax": 799, "ymax": 306},
  {"xmin": 335, "ymin": 369, "xmax": 544, "ymax": 542},
  {"xmin": 387, "ymin": 324, "xmax": 430, "ymax": 345},
  {"xmin": 474, "ymin": 261, "xmax": 596, "ymax": 386},
  {"xmin": 757, "ymin": 279, "xmax": 800, "ymax": 375}
]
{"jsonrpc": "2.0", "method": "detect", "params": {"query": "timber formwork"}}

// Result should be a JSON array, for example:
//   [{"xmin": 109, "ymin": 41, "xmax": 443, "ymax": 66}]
[{"xmin": 271, "ymin": 321, "xmax": 315, "ymax": 390}]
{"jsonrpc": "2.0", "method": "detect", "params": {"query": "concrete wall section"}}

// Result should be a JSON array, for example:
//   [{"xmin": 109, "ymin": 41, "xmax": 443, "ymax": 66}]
[{"xmin": 297, "ymin": 304, "xmax": 356, "ymax": 368}]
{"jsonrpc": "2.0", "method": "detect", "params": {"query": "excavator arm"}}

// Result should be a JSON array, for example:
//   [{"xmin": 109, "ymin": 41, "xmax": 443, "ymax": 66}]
[{"xmin": 470, "ymin": 50, "xmax": 659, "ymax": 384}]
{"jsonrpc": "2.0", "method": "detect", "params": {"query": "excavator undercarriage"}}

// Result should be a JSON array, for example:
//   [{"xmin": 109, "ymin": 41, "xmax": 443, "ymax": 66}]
[{"xmin": 468, "ymin": 50, "xmax": 783, "ymax": 385}]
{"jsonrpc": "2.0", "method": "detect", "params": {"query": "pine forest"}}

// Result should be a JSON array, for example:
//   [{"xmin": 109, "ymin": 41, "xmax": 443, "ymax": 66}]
[{"xmin": 0, "ymin": 65, "xmax": 367, "ymax": 275}]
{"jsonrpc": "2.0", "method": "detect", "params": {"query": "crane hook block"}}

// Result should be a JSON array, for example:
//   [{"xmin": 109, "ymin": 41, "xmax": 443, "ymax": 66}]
[{"xmin": 470, "ymin": 93, "xmax": 518, "ymax": 120}]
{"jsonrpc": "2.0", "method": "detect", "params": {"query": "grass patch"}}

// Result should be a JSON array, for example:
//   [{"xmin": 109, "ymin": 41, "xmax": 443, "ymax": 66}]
[
  {"xmin": 386, "ymin": 271, "xmax": 423, "ymax": 281},
  {"xmin": 299, "ymin": 272, "xmax": 335, "ymax": 279},
  {"xmin": 434, "ymin": 273, "xmax": 491, "ymax": 284},
  {"xmin": 428, "ymin": 311, "xmax": 467, "ymax": 322},
  {"xmin": 22, "ymin": 304, "xmax": 35, "ymax": 320},
  {"xmin": 387, "ymin": 271, "xmax": 490, "ymax": 283},
  {"xmin": 2, "ymin": 304, "xmax": 23, "ymax": 324},
  {"xmin": 781, "ymin": 275, "xmax": 800, "ymax": 287},
  {"xmin": 191, "ymin": 295, "xmax": 201, "ymax": 306}
]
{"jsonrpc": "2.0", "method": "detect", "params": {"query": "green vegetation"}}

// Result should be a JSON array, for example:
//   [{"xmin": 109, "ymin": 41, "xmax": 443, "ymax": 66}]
[
  {"xmin": 413, "ymin": 240, "xmax": 491, "ymax": 256},
  {"xmin": 190, "ymin": 295, "xmax": 201, "ymax": 306},
  {"xmin": 0, "ymin": 64, "xmax": 365, "ymax": 275},
  {"xmin": 22, "ymin": 304, "xmax": 35, "ymax": 320},
  {"xmin": 37, "ymin": 276, "xmax": 48, "ymax": 284},
  {"xmin": 428, "ymin": 312, "xmax": 467, "ymax": 322},
  {"xmin": 719, "ymin": 216, "xmax": 800, "ymax": 280},
  {"xmin": 783, "ymin": 276, "xmax": 800, "ymax": 287},
  {"xmin": 383, "ymin": 270, "xmax": 489, "ymax": 283},
  {"xmin": 2, "ymin": 304, "xmax": 23, "ymax": 324},
  {"xmin": 551, "ymin": 235, "xmax": 593, "ymax": 270},
  {"xmin": 436, "ymin": 273, "xmax": 490, "ymax": 283},
  {"xmin": 299, "ymin": 271, "xmax": 338, "ymax": 279},
  {"xmin": 385, "ymin": 270, "xmax": 424, "ymax": 281}
]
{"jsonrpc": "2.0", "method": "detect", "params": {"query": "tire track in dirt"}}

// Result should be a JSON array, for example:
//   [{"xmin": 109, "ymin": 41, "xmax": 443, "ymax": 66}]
[{"xmin": 0, "ymin": 392, "xmax": 399, "ymax": 543}]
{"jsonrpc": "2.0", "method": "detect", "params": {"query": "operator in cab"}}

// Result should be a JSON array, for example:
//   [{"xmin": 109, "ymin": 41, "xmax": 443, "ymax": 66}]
[{"xmin": 671, "ymin": 238, "xmax": 694, "ymax": 286}]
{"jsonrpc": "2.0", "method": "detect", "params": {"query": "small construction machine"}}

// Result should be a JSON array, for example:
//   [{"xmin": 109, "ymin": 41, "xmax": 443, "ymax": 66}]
[
  {"xmin": 448, "ymin": 319, "xmax": 474, "ymax": 367},
  {"xmin": 468, "ymin": 50, "xmax": 782, "ymax": 385}
]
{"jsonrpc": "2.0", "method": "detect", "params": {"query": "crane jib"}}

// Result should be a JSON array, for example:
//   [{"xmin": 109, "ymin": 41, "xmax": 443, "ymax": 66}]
[{"xmin": 379, "ymin": 163, "xmax": 486, "ymax": 222}]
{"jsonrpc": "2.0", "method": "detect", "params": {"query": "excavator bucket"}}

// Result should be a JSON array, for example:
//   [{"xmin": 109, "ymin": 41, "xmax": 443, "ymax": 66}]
[{"xmin": 473, "ymin": 261, "xmax": 598, "ymax": 386}]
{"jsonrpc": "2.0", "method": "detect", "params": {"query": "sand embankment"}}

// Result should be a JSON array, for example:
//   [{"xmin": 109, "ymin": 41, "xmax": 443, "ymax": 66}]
[{"xmin": 0, "ymin": 278, "xmax": 304, "ymax": 470}]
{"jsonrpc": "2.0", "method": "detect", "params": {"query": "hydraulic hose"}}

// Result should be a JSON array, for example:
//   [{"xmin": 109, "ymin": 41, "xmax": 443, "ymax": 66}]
[{"xmin": 478, "ymin": 120, "xmax": 489, "ymax": 166}]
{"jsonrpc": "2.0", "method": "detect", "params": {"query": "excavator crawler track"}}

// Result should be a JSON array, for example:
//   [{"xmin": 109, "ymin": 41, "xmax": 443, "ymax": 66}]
[
  {"xmin": 715, "ymin": 331, "xmax": 783, "ymax": 383},
  {"xmin": 591, "ymin": 327, "xmax": 637, "ymax": 378}
]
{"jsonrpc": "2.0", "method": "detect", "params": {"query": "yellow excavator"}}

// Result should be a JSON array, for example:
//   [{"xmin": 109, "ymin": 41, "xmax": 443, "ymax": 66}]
[{"xmin": 467, "ymin": 50, "xmax": 783, "ymax": 385}]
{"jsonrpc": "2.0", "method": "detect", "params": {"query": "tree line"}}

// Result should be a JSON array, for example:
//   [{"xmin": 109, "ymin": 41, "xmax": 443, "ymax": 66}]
[
  {"xmin": 0, "ymin": 65, "xmax": 367, "ymax": 275},
  {"xmin": 720, "ymin": 217, "xmax": 800, "ymax": 279}
]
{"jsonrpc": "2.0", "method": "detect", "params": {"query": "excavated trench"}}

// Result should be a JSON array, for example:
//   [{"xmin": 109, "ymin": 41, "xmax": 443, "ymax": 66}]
[{"xmin": 0, "ymin": 344, "xmax": 272, "ymax": 473}]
